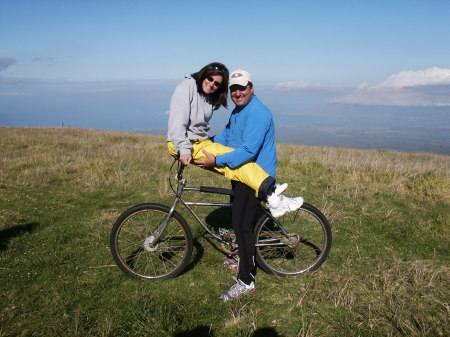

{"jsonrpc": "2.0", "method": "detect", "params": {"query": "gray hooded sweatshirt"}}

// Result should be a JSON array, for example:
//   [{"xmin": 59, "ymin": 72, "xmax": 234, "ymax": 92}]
[{"xmin": 167, "ymin": 76, "xmax": 214, "ymax": 157}]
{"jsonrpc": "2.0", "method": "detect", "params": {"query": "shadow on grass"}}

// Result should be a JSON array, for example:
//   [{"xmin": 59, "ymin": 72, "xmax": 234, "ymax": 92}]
[
  {"xmin": 205, "ymin": 206, "xmax": 233, "ymax": 231},
  {"xmin": 195, "ymin": 207, "xmax": 233, "ymax": 257},
  {"xmin": 204, "ymin": 205, "xmax": 266, "ymax": 231},
  {"xmin": 174, "ymin": 326, "xmax": 282, "ymax": 337},
  {"xmin": 181, "ymin": 239, "xmax": 204, "ymax": 275},
  {"xmin": 202, "ymin": 206, "xmax": 264, "ymax": 255},
  {"xmin": 0, "ymin": 222, "xmax": 40, "ymax": 251},
  {"xmin": 252, "ymin": 327, "xmax": 283, "ymax": 336},
  {"xmin": 174, "ymin": 326, "xmax": 212, "ymax": 337}
]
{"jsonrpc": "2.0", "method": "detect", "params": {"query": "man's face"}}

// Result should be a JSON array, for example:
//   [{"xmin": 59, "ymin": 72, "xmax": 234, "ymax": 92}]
[{"xmin": 230, "ymin": 84, "xmax": 254, "ymax": 107}]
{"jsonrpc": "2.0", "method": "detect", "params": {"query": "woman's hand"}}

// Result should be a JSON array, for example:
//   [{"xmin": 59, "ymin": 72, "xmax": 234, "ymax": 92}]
[{"xmin": 180, "ymin": 154, "xmax": 192, "ymax": 166}]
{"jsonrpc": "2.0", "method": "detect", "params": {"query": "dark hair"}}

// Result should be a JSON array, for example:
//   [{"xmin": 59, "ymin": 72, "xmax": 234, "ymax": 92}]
[{"xmin": 191, "ymin": 62, "xmax": 229, "ymax": 110}]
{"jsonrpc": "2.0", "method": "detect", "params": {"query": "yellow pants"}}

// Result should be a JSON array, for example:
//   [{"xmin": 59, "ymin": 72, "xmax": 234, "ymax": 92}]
[{"xmin": 167, "ymin": 140, "xmax": 270, "ymax": 197}]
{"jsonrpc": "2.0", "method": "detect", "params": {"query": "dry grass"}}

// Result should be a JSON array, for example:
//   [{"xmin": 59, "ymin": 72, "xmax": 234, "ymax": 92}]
[
  {"xmin": 1, "ymin": 127, "xmax": 169, "ymax": 190},
  {"xmin": 278, "ymin": 143, "xmax": 450, "ymax": 176},
  {"xmin": 1, "ymin": 126, "xmax": 449, "ymax": 337}
]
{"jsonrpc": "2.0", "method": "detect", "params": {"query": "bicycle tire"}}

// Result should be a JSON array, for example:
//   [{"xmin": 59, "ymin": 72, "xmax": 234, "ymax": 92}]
[
  {"xmin": 110, "ymin": 203, "xmax": 193, "ymax": 280},
  {"xmin": 254, "ymin": 202, "xmax": 332, "ymax": 276}
]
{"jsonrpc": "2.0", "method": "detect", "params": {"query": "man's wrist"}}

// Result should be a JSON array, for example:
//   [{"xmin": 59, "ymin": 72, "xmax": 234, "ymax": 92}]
[{"xmin": 215, "ymin": 155, "xmax": 222, "ymax": 167}]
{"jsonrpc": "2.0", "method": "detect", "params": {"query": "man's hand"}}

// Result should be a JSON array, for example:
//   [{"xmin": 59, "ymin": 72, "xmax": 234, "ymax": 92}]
[
  {"xmin": 194, "ymin": 149, "xmax": 216, "ymax": 167},
  {"xmin": 180, "ymin": 154, "xmax": 192, "ymax": 166}
]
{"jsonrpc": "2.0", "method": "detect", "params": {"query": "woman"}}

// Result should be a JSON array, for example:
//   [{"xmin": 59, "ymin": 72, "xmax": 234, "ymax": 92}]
[
  {"xmin": 167, "ymin": 62, "xmax": 229, "ymax": 165},
  {"xmin": 166, "ymin": 62, "xmax": 292, "ymax": 216}
]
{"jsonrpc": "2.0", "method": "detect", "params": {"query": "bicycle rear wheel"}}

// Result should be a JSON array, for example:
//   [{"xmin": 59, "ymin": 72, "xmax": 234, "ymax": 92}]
[
  {"xmin": 255, "ymin": 203, "xmax": 332, "ymax": 276},
  {"xmin": 110, "ymin": 203, "xmax": 193, "ymax": 280}
]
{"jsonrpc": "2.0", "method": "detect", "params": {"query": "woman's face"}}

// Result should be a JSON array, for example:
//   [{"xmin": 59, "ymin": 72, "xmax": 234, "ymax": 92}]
[{"xmin": 202, "ymin": 75, "xmax": 223, "ymax": 95}]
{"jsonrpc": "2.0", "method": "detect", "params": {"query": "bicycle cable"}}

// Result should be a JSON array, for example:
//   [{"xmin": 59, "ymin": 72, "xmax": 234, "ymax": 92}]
[
  {"xmin": 168, "ymin": 158, "xmax": 178, "ymax": 195},
  {"xmin": 168, "ymin": 158, "xmax": 187, "ymax": 195}
]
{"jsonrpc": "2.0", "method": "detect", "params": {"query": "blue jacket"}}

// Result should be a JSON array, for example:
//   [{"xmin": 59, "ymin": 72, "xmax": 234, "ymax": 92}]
[{"xmin": 214, "ymin": 95, "xmax": 277, "ymax": 177}]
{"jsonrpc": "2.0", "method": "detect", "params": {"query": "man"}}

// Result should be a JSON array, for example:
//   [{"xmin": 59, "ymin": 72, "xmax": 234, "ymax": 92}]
[{"xmin": 195, "ymin": 69, "xmax": 303, "ymax": 301}]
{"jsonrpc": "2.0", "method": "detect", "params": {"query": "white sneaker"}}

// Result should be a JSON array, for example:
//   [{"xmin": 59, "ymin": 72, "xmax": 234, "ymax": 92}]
[
  {"xmin": 219, "ymin": 277, "xmax": 256, "ymax": 302},
  {"xmin": 286, "ymin": 195, "xmax": 304, "ymax": 212},
  {"xmin": 268, "ymin": 194, "xmax": 303, "ymax": 218},
  {"xmin": 274, "ymin": 183, "xmax": 288, "ymax": 196}
]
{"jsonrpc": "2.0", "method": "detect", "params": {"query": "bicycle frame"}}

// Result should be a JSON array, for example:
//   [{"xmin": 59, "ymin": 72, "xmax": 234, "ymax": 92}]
[
  {"xmin": 150, "ymin": 160, "xmax": 277, "ymax": 247},
  {"xmin": 111, "ymin": 159, "xmax": 332, "ymax": 279}
]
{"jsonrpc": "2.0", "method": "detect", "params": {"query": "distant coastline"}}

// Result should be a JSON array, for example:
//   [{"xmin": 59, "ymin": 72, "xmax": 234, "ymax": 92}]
[{"xmin": 129, "ymin": 125, "xmax": 450, "ymax": 156}]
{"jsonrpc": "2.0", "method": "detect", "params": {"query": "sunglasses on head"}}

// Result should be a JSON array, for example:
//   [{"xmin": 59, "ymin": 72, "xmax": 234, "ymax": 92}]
[
  {"xmin": 206, "ymin": 76, "xmax": 222, "ymax": 88},
  {"xmin": 211, "ymin": 64, "xmax": 229, "ymax": 74}
]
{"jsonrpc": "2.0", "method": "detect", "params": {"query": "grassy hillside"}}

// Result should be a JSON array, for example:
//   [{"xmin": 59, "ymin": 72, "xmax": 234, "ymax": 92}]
[{"xmin": 1, "ymin": 126, "xmax": 449, "ymax": 337}]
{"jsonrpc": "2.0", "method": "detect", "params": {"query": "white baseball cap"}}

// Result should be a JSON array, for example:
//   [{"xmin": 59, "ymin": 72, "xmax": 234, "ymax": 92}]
[{"xmin": 229, "ymin": 69, "xmax": 252, "ymax": 87}]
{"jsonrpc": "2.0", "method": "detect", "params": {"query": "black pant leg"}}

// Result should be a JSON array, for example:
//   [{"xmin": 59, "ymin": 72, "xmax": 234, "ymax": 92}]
[{"xmin": 231, "ymin": 181, "xmax": 260, "ymax": 284}]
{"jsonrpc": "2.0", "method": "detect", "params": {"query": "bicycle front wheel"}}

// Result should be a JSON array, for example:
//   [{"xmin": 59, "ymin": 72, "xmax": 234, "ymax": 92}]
[
  {"xmin": 255, "ymin": 203, "xmax": 332, "ymax": 276},
  {"xmin": 110, "ymin": 203, "xmax": 193, "ymax": 280}
]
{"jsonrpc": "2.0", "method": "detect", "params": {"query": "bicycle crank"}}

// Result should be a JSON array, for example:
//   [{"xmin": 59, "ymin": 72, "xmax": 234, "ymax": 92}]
[{"xmin": 218, "ymin": 228, "xmax": 238, "ymax": 255}]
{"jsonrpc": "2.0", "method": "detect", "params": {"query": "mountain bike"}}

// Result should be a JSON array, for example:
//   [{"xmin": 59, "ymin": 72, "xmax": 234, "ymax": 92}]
[{"xmin": 110, "ymin": 159, "xmax": 332, "ymax": 280}]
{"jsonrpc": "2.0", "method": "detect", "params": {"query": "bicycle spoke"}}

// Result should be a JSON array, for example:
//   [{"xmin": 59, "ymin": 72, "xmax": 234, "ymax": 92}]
[
  {"xmin": 111, "ymin": 204, "xmax": 193, "ymax": 280},
  {"xmin": 255, "ymin": 204, "xmax": 331, "ymax": 276}
]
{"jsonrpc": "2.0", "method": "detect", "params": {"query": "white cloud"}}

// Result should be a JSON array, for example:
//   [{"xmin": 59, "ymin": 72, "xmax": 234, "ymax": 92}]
[
  {"xmin": 335, "ymin": 67, "xmax": 450, "ymax": 106},
  {"xmin": 377, "ymin": 67, "xmax": 450, "ymax": 88}
]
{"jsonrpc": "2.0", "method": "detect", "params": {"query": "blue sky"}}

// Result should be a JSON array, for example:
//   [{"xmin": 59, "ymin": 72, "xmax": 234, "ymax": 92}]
[{"xmin": 1, "ymin": 0, "xmax": 450, "ymax": 154}]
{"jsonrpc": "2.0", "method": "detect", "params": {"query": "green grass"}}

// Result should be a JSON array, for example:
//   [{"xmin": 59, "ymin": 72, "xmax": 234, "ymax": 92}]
[{"xmin": 1, "ymin": 126, "xmax": 449, "ymax": 337}]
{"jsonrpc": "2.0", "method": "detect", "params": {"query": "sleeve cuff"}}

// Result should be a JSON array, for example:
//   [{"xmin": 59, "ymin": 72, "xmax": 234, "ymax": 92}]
[
  {"xmin": 215, "ymin": 155, "xmax": 224, "ymax": 167},
  {"xmin": 179, "ymin": 148, "xmax": 191, "ymax": 157}
]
